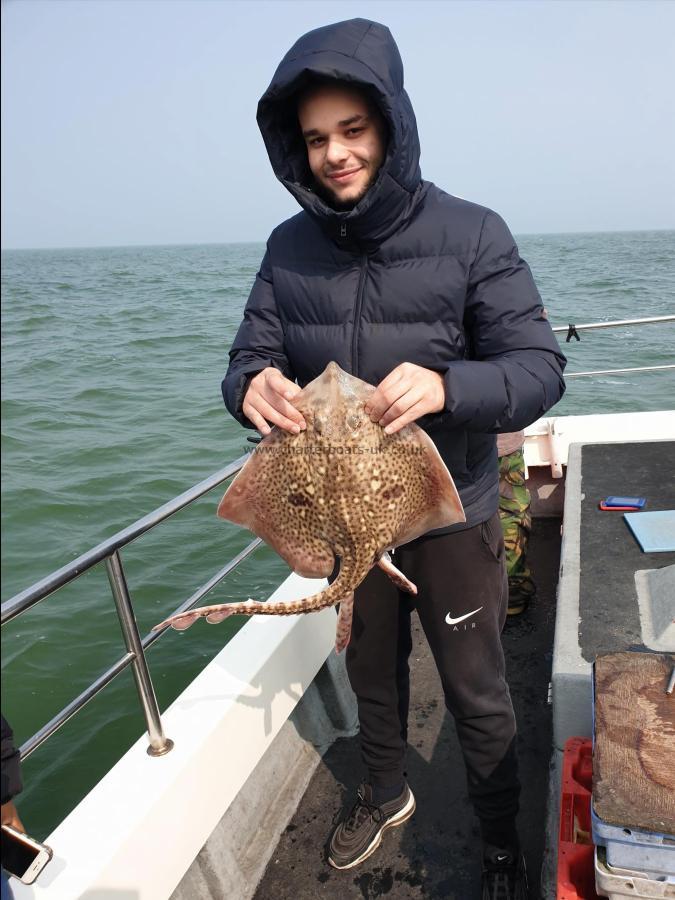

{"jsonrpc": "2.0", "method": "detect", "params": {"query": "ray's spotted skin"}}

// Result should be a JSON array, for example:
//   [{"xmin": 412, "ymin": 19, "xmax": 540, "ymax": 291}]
[{"xmin": 153, "ymin": 362, "xmax": 465, "ymax": 651}]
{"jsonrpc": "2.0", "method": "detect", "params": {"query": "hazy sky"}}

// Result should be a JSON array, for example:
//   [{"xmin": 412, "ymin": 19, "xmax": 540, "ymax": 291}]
[{"xmin": 2, "ymin": 0, "xmax": 674, "ymax": 249}]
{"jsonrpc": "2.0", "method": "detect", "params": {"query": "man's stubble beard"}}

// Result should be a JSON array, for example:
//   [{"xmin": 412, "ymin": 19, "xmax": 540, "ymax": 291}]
[{"xmin": 315, "ymin": 168, "xmax": 381, "ymax": 212}]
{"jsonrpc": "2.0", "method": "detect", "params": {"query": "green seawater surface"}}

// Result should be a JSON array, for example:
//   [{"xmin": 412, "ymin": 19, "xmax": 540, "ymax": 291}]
[{"xmin": 1, "ymin": 232, "xmax": 674, "ymax": 838}]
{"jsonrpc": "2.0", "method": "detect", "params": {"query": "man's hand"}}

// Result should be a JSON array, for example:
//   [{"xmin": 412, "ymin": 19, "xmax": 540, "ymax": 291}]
[
  {"xmin": 364, "ymin": 363, "xmax": 446, "ymax": 435},
  {"xmin": 1, "ymin": 799, "xmax": 25, "ymax": 832},
  {"xmin": 243, "ymin": 367, "xmax": 307, "ymax": 436}
]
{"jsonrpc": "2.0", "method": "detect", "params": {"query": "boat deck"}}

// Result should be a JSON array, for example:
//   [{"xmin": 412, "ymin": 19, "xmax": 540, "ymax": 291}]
[
  {"xmin": 254, "ymin": 517, "xmax": 562, "ymax": 900},
  {"xmin": 552, "ymin": 439, "xmax": 675, "ymax": 746},
  {"xmin": 578, "ymin": 441, "xmax": 675, "ymax": 656}
]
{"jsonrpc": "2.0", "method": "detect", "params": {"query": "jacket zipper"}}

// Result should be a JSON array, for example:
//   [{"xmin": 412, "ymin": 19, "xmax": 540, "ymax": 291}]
[{"xmin": 351, "ymin": 253, "xmax": 368, "ymax": 376}]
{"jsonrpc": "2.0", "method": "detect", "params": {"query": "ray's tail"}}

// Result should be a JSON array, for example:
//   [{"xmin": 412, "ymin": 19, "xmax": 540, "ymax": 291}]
[{"xmin": 152, "ymin": 552, "xmax": 372, "ymax": 633}]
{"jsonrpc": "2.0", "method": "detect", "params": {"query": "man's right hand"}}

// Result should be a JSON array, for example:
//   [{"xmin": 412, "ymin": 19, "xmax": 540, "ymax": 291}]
[
  {"xmin": 1, "ymin": 799, "xmax": 25, "ymax": 832},
  {"xmin": 243, "ymin": 368, "xmax": 307, "ymax": 436}
]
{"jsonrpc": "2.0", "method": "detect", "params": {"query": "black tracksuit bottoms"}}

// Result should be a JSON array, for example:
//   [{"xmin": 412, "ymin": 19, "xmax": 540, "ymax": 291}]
[{"xmin": 345, "ymin": 511, "xmax": 520, "ymax": 844}]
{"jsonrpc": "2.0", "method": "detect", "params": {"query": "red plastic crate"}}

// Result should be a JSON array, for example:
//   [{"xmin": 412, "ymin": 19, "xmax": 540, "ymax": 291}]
[{"xmin": 556, "ymin": 737, "xmax": 600, "ymax": 900}]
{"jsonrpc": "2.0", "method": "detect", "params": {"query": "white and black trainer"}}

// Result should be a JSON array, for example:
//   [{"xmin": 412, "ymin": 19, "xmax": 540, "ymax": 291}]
[{"xmin": 327, "ymin": 782, "xmax": 416, "ymax": 870}]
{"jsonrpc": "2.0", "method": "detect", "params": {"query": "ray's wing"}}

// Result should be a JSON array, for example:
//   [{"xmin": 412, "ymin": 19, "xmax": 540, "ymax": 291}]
[
  {"xmin": 217, "ymin": 428, "xmax": 335, "ymax": 578},
  {"xmin": 385, "ymin": 425, "xmax": 465, "ymax": 548}
]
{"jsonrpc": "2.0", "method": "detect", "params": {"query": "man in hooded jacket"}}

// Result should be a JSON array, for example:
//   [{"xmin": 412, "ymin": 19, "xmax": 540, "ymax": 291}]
[{"xmin": 222, "ymin": 18, "xmax": 565, "ymax": 898}]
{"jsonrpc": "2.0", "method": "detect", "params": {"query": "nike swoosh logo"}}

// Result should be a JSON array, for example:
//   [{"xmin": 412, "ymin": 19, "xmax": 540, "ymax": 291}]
[{"xmin": 445, "ymin": 607, "xmax": 483, "ymax": 626}]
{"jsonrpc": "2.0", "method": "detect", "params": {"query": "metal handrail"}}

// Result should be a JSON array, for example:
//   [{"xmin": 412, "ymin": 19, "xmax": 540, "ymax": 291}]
[
  {"xmin": 1, "ymin": 453, "xmax": 252, "ymax": 759},
  {"xmin": 566, "ymin": 364, "xmax": 675, "ymax": 378},
  {"xmin": 16, "ymin": 538, "xmax": 263, "ymax": 761},
  {"xmin": 2, "ymin": 454, "xmax": 249, "ymax": 625},
  {"xmin": 552, "ymin": 314, "xmax": 675, "ymax": 380},
  {"xmin": 551, "ymin": 314, "xmax": 675, "ymax": 333}
]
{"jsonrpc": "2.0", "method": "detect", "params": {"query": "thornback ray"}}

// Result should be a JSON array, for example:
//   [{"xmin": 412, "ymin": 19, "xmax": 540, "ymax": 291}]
[{"xmin": 153, "ymin": 362, "xmax": 465, "ymax": 650}]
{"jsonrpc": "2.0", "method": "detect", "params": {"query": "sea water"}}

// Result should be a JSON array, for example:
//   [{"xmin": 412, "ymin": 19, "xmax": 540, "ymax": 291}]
[{"xmin": 1, "ymin": 230, "xmax": 674, "ymax": 837}]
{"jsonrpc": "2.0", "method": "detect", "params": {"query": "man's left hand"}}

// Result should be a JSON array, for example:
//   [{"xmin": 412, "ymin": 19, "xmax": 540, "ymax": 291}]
[{"xmin": 364, "ymin": 363, "xmax": 445, "ymax": 435}]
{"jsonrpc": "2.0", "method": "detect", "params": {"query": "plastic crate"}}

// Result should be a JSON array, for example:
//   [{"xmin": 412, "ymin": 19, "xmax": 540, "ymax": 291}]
[
  {"xmin": 591, "ymin": 807, "xmax": 675, "ymax": 878},
  {"xmin": 595, "ymin": 846, "xmax": 675, "ymax": 899},
  {"xmin": 557, "ymin": 737, "xmax": 600, "ymax": 900}
]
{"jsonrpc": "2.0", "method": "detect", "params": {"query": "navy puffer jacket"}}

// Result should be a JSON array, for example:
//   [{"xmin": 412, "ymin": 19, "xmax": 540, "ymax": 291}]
[{"xmin": 223, "ymin": 18, "xmax": 566, "ymax": 531}]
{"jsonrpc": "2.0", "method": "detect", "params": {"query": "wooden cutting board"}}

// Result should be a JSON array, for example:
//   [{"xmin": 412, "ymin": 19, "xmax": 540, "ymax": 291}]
[{"xmin": 593, "ymin": 650, "xmax": 675, "ymax": 834}]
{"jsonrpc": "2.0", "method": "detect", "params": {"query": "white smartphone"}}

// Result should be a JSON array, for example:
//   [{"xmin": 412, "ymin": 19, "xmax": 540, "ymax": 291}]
[{"xmin": 1, "ymin": 824, "xmax": 53, "ymax": 885}]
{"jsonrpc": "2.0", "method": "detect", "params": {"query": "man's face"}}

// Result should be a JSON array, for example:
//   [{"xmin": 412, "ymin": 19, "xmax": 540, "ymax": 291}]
[{"xmin": 298, "ymin": 84, "xmax": 386, "ymax": 210}]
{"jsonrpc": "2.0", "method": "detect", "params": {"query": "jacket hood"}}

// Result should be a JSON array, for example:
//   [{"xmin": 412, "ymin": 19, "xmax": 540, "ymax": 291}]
[{"xmin": 257, "ymin": 18, "xmax": 424, "ymax": 248}]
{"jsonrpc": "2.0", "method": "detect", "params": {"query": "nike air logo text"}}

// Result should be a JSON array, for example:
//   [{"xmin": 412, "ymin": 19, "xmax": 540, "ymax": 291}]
[{"xmin": 445, "ymin": 607, "xmax": 483, "ymax": 626}]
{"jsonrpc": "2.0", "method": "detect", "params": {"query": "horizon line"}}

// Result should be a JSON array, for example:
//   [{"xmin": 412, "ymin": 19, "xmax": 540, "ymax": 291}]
[{"xmin": 2, "ymin": 225, "xmax": 674, "ymax": 253}]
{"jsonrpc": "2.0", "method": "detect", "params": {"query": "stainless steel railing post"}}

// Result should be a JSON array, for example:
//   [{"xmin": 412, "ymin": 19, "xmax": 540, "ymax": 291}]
[{"xmin": 105, "ymin": 551, "xmax": 174, "ymax": 757}]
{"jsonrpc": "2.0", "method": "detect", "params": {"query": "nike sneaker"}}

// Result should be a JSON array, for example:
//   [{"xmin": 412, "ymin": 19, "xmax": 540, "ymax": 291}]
[
  {"xmin": 481, "ymin": 845, "xmax": 529, "ymax": 899},
  {"xmin": 327, "ymin": 782, "xmax": 415, "ymax": 870}
]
